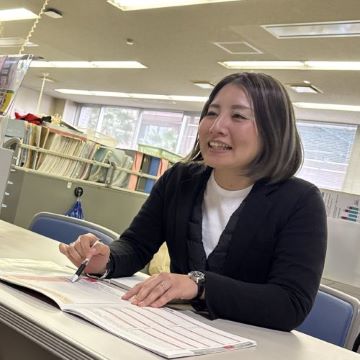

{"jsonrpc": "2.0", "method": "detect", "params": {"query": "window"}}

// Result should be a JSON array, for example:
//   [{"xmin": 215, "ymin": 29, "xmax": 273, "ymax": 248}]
[
  {"xmin": 76, "ymin": 106, "xmax": 101, "ymax": 130},
  {"xmin": 137, "ymin": 110, "xmax": 183, "ymax": 152},
  {"xmin": 98, "ymin": 107, "xmax": 139, "ymax": 148},
  {"xmin": 177, "ymin": 114, "xmax": 199, "ymax": 155},
  {"xmin": 297, "ymin": 121, "xmax": 357, "ymax": 190},
  {"xmin": 74, "ymin": 104, "xmax": 358, "ymax": 192}
]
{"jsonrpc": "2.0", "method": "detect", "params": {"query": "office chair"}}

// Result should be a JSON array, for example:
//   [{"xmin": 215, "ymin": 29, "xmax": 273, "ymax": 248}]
[
  {"xmin": 296, "ymin": 284, "xmax": 360, "ymax": 350},
  {"xmin": 29, "ymin": 211, "xmax": 119, "ymax": 245}
]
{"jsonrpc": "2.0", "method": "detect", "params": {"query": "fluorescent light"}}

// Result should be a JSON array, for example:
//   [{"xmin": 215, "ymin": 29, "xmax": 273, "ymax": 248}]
[
  {"xmin": 0, "ymin": 37, "xmax": 38, "ymax": 47},
  {"xmin": 92, "ymin": 91, "xmax": 129, "ymax": 97},
  {"xmin": 30, "ymin": 61, "xmax": 147, "ymax": 69},
  {"xmin": 263, "ymin": 21, "xmax": 360, "ymax": 39},
  {"xmin": 50, "ymin": 61, "xmax": 92, "ymax": 68},
  {"xmin": 289, "ymin": 86, "xmax": 318, "ymax": 94},
  {"xmin": 170, "ymin": 95, "xmax": 208, "ymax": 102},
  {"xmin": 30, "ymin": 61, "xmax": 88, "ymax": 68},
  {"xmin": 129, "ymin": 93, "xmax": 169, "ymax": 100},
  {"xmin": 92, "ymin": 61, "xmax": 146, "ymax": 68},
  {"xmin": 305, "ymin": 61, "xmax": 360, "ymax": 70},
  {"xmin": 293, "ymin": 102, "xmax": 360, "ymax": 112},
  {"xmin": 288, "ymin": 83, "xmax": 321, "ymax": 94},
  {"xmin": 219, "ymin": 61, "xmax": 305, "ymax": 70},
  {"xmin": 193, "ymin": 81, "xmax": 214, "ymax": 89},
  {"xmin": 107, "ymin": 0, "xmax": 240, "ymax": 11},
  {"xmin": 56, "ymin": 89, "xmax": 92, "ymax": 95},
  {"xmin": 0, "ymin": 8, "xmax": 38, "ymax": 21},
  {"xmin": 55, "ymin": 89, "xmax": 208, "ymax": 102},
  {"xmin": 219, "ymin": 60, "xmax": 360, "ymax": 71},
  {"xmin": 30, "ymin": 61, "xmax": 51, "ymax": 68}
]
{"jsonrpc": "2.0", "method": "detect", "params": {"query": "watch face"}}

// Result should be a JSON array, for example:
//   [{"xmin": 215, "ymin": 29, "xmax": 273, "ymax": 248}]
[{"xmin": 189, "ymin": 271, "xmax": 205, "ymax": 284}]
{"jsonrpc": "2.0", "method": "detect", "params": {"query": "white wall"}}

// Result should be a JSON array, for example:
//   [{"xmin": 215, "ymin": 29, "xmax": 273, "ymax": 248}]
[
  {"xmin": 11, "ymin": 86, "xmax": 56, "ymax": 117},
  {"xmin": 11, "ymin": 87, "xmax": 78, "ymax": 125},
  {"xmin": 343, "ymin": 127, "xmax": 360, "ymax": 195},
  {"xmin": 62, "ymin": 100, "xmax": 78, "ymax": 124},
  {"xmin": 324, "ymin": 218, "xmax": 360, "ymax": 287}
]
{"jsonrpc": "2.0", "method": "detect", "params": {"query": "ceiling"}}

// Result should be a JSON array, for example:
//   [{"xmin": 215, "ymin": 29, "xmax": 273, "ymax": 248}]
[{"xmin": 2, "ymin": 0, "xmax": 360, "ymax": 125}]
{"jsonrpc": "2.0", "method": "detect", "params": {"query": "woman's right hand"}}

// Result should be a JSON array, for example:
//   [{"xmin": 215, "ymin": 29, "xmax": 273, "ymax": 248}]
[{"xmin": 59, "ymin": 233, "xmax": 110, "ymax": 275}]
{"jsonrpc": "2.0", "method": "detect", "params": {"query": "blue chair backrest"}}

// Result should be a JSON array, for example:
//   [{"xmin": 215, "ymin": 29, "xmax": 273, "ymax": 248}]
[
  {"xmin": 297, "ymin": 290, "xmax": 354, "ymax": 347},
  {"xmin": 29, "ymin": 213, "xmax": 118, "ymax": 245}
]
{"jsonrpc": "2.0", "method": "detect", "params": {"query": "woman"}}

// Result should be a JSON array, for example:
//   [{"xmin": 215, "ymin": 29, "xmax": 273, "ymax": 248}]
[{"xmin": 60, "ymin": 72, "xmax": 327, "ymax": 331}]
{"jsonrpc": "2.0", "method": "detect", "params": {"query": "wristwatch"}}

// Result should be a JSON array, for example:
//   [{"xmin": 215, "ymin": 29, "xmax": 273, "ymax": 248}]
[
  {"xmin": 188, "ymin": 271, "xmax": 205, "ymax": 300},
  {"xmin": 86, "ymin": 254, "xmax": 114, "ymax": 279}
]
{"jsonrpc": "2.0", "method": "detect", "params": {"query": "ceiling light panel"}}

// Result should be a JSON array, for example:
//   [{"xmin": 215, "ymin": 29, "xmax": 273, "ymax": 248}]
[
  {"xmin": 218, "ymin": 61, "xmax": 360, "ymax": 70},
  {"xmin": 0, "ymin": 37, "xmax": 38, "ymax": 47},
  {"xmin": 219, "ymin": 61, "xmax": 305, "ymax": 70},
  {"xmin": 293, "ymin": 102, "xmax": 360, "ymax": 112},
  {"xmin": 30, "ymin": 61, "xmax": 147, "ymax": 69},
  {"xmin": 0, "ymin": 8, "xmax": 38, "ymax": 21},
  {"xmin": 193, "ymin": 82, "xmax": 214, "ymax": 89},
  {"xmin": 213, "ymin": 41, "xmax": 262, "ymax": 54},
  {"xmin": 107, "ymin": 0, "xmax": 241, "ymax": 11},
  {"xmin": 305, "ymin": 61, "xmax": 360, "ymax": 70},
  {"xmin": 288, "ymin": 83, "xmax": 322, "ymax": 94},
  {"xmin": 263, "ymin": 20, "xmax": 360, "ymax": 39},
  {"xmin": 55, "ymin": 89, "xmax": 208, "ymax": 102}
]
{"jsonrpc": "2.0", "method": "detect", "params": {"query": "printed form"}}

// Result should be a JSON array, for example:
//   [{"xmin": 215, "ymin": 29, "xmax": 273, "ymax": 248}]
[{"xmin": 0, "ymin": 258, "xmax": 256, "ymax": 358}]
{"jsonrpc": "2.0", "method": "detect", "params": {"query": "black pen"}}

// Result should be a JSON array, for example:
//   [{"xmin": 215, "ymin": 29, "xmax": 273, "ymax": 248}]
[{"xmin": 70, "ymin": 240, "xmax": 99, "ymax": 283}]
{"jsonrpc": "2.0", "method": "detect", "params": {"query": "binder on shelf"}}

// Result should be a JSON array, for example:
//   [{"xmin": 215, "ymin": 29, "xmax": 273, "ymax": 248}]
[
  {"xmin": 128, "ymin": 152, "xmax": 143, "ymax": 191},
  {"xmin": 157, "ymin": 158, "xmax": 170, "ymax": 177},
  {"xmin": 144, "ymin": 156, "xmax": 161, "ymax": 193},
  {"xmin": 88, "ymin": 145, "xmax": 113, "ymax": 183},
  {"xmin": 34, "ymin": 126, "xmax": 50, "ymax": 169},
  {"xmin": 30, "ymin": 124, "xmax": 88, "ymax": 176},
  {"xmin": 61, "ymin": 140, "xmax": 86, "ymax": 178},
  {"xmin": 137, "ymin": 143, "xmax": 182, "ymax": 164},
  {"xmin": 104, "ymin": 148, "xmax": 134, "ymax": 188},
  {"xmin": 78, "ymin": 142, "xmax": 100, "ymax": 180},
  {"xmin": 135, "ymin": 154, "xmax": 152, "ymax": 192}
]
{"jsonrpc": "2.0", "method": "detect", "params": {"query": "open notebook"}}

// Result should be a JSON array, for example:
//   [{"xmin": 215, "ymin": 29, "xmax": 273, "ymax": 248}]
[{"xmin": 0, "ymin": 258, "xmax": 256, "ymax": 359}]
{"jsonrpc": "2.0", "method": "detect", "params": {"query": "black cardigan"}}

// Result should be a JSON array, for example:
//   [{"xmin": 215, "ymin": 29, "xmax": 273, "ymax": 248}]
[{"xmin": 109, "ymin": 162, "xmax": 327, "ymax": 331}]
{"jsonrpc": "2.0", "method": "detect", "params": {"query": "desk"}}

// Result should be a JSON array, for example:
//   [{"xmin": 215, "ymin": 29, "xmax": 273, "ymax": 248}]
[{"xmin": 0, "ymin": 220, "xmax": 359, "ymax": 360}]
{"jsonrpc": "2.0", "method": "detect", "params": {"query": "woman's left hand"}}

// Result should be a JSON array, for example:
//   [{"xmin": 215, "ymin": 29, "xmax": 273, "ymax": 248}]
[{"xmin": 122, "ymin": 272, "xmax": 198, "ymax": 308}]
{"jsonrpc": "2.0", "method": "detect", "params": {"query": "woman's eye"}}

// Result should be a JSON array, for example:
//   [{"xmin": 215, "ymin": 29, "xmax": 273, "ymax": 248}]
[
  {"xmin": 233, "ymin": 113, "xmax": 247, "ymax": 120},
  {"xmin": 206, "ymin": 111, "xmax": 218, "ymax": 117}
]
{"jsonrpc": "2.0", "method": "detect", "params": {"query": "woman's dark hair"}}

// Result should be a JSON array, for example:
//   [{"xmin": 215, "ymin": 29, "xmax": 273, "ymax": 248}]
[{"xmin": 185, "ymin": 72, "xmax": 303, "ymax": 183}]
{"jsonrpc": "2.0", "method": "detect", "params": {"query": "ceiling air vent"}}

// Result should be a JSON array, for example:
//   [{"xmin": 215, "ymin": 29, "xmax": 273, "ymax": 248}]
[{"xmin": 213, "ymin": 41, "xmax": 262, "ymax": 54}]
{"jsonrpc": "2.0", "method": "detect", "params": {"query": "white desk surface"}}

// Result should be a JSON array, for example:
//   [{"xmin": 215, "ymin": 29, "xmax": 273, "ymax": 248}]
[{"xmin": 0, "ymin": 220, "xmax": 359, "ymax": 360}]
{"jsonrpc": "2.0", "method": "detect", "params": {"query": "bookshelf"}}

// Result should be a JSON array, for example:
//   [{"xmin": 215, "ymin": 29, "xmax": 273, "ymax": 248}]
[
  {"xmin": 0, "ymin": 147, "xmax": 13, "ymax": 213},
  {"xmin": 1, "ymin": 122, "xmax": 182, "ymax": 232},
  {"xmin": 9, "ymin": 122, "xmax": 181, "ymax": 194}
]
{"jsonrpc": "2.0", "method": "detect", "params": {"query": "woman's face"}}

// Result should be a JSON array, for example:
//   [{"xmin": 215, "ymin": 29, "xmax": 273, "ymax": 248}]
[{"xmin": 199, "ymin": 84, "xmax": 261, "ymax": 172}]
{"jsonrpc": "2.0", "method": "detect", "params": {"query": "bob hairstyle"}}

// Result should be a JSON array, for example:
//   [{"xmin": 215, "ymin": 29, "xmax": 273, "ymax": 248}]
[{"xmin": 186, "ymin": 72, "xmax": 303, "ymax": 183}]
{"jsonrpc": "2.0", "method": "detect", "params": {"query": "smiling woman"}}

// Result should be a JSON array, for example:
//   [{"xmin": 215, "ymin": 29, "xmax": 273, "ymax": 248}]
[
  {"xmin": 188, "ymin": 72, "xmax": 302, "ymax": 185},
  {"xmin": 60, "ymin": 72, "xmax": 327, "ymax": 332},
  {"xmin": 197, "ymin": 84, "xmax": 261, "ymax": 189}
]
